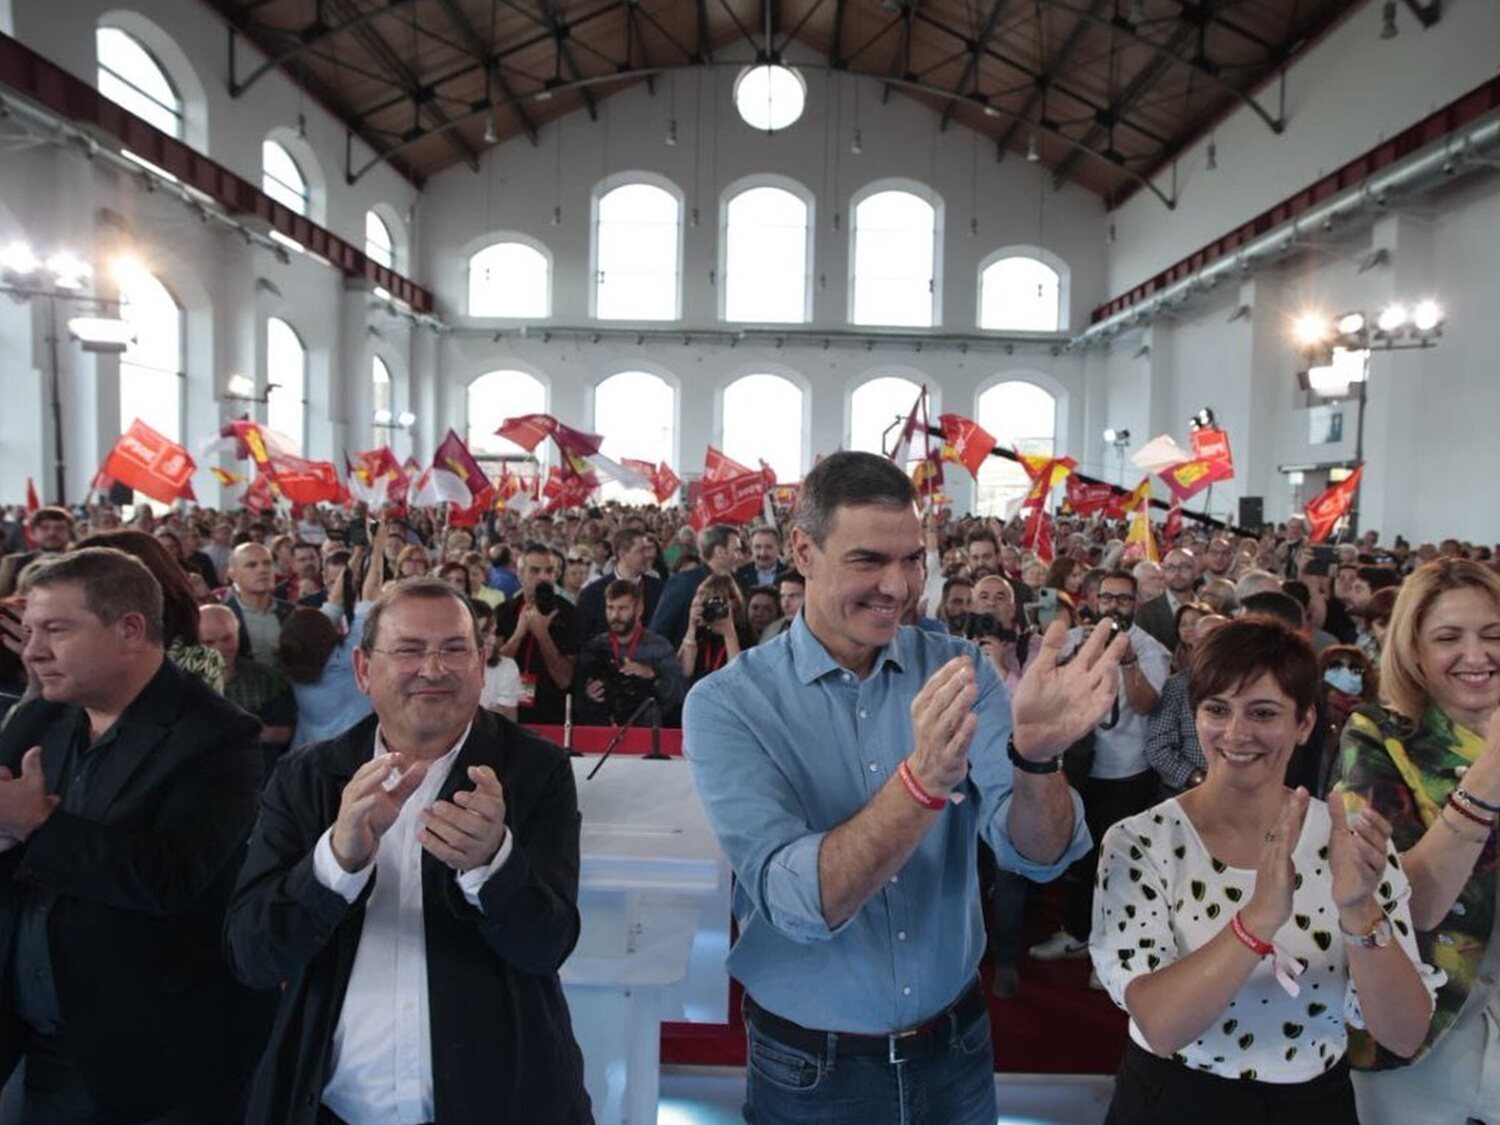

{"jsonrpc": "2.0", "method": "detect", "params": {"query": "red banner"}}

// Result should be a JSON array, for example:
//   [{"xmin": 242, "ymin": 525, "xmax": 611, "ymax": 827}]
[
  {"xmin": 652, "ymin": 463, "xmax": 681, "ymax": 504},
  {"xmin": 937, "ymin": 413, "xmax": 997, "ymax": 479},
  {"xmin": 101, "ymin": 420, "xmax": 196, "ymax": 504},
  {"xmin": 1306, "ymin": 467, "xmax": 1363, "ymax": 544},
  {"xmin": 1065, "ymin": 476, "xmax": 1118, "ymax": 517},
  {"xmin": 703, "ymin": 446, "xmax": 755, "ymax": 484},
  {"xmin": 1158, "ymin": 456, "xmax": 1234, "ymax": 503},
  {"xmin": 243, "ymin": 474, "xmax": 275, "ymax": 513},
  {"xmin": 1020, "ymin": 506, "xmax": 1054, "ymax": 564},
  {"xmin": 1190, "ymin": 426, "xmax": 1234, "ymax": 471},
  {"xmin": 495, "ymin": 414, "xmax": 602, "ymax": 458},
  {"xmin": 692, "ymin": 472, "xmax": 764, "ymax": 530}
]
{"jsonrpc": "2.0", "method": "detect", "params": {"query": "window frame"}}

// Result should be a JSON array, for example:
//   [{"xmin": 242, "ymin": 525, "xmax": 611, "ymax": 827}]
[
  {"xmin": 718, "ymin": 367, "xmax": 810, "ymax": 485},
  {"xmin": 848, "ymin": 179, "xmax": 944, "ymax": 329},
  {"xmin": 465, "ymin": 235, "xmax": 553, "ymax": 319},
  {"xmin": 589, "ymin": 172, "xmax": 686, "ymax": 322},
  {"xmin": 265, "ymin": 316, "xmax": 308, "ymax": 454},
  {"xmin": 976, "ymin": 245, "xmax": 1070, "ymax": 333},
  {"xmin": 718, "ymin": 175, "xmax": 815, "ymax": 325},
  {"xmin": 95, "ymin": 26, "xmax": 183, "ymax": 138},
  {"xmin": 117, "ymin": 263, "xmax": 185, "ymax": 444}
]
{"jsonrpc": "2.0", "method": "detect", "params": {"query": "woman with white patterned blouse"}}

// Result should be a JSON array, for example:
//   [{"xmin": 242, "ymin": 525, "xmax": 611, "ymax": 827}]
[{"xmin": 1090, "ymin": 616, "xmax": 1440, "ymax": 1123}]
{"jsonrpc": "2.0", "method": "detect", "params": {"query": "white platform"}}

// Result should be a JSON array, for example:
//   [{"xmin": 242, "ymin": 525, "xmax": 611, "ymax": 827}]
[{"xmin": 562, "ymin": 756, "xmax": 732, "ymax": 1125}]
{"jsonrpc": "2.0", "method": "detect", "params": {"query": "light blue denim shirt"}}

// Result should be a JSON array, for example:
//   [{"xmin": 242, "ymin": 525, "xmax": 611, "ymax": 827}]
[{"xmin": 683, "ymin": 613, "xmax": 1090, "ymax": 1034}]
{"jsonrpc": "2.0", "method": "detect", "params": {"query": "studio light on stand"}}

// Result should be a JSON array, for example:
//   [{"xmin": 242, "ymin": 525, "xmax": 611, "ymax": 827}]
[{"xmin": 1103, "ymin": 427, "xmax": 1130, "ymax": 484}]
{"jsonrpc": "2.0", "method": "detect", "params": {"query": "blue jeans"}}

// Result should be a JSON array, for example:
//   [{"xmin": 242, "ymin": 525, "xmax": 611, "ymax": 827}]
[{"xmin": 742, "ymin": 998, "xmax": 998, "ymax": 1125}]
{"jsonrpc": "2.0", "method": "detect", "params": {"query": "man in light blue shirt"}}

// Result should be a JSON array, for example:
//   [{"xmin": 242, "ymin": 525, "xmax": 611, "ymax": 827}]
[{"xmin": 684, "ymin": 451, "xmax": 1126, "ymax": 1125}]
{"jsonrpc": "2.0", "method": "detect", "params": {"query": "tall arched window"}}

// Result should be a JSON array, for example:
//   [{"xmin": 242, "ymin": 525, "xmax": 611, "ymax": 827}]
[
  {"xmin": 467, "ymin": 370, "xmax": 548, "ymax": 476},
  {"xmin": 723, "ymin": 184, "xmax": 810, "ymax": 323},
  {"xmin": 468, "ymin": 241, "xmax": 550, "ymax": 318},
  {"xmin": 593, "ymin": 371, "xmax": 676, "ymax": 502},
  {"xmin": 851, "ymin": 189, "xmax": 937, "ymax": 328},
  {"xmin": 975, "ymin": 380, "xmax": 1057, "ymax": 515},
  {"xmin": 979, "ymin": 252, "xmax": 1064, "ymax": 331},
  {"xmin": 266, "ymin": 317, "xmax": 307, "ymax": 452},
  {"xmin": 96, "ymin": 27, "xmax": 181, "ymax": 138},
  {"xmin": 721, "ymin": 374, "xmax": 804, "ymax": 483},
  {"xmin": 262, "ymin": 140, "xmax": 308, "ymax": 216},
  {"xmin": 372, "ymin": 356, "xmax": 392, "ymax": 424},
  {"xmin": 117, "ymin": 262, "xmax": 182, "ymax": 443},
  {"xmin": 594, "ymin": 181, "xmax": 681, "ymax": 321},
  {"xmin": 849, "ymin": 375, "xmax": 924, "ymax": 462},
  {"xmin": 365, "ymin": 211, "xmax": 394, "ymax": 269}
]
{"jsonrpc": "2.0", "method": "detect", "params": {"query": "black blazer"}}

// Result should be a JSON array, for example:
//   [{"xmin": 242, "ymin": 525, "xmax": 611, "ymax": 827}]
[
  {"xmin": 227, "ymin": 709, "xmax": 592, "ymax": 1125},
  {"xmin": 0, "ymin": 659, "xmax": 274, "ymax": 1120},
  {"xmin": 1135, "ymin": 593, "xmax": 1180, "ymax": 653},
  {"xmin": 734, "ymin": 560, "xmax": 787, "ymax": 596}
]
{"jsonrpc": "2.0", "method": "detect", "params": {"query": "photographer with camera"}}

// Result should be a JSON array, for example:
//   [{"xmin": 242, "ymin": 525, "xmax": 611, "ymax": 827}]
[
  {"xmin": 577, "ymin": 580, "xmax": 685, "ymax": 727},
  {"xmin": 678, "ymin": 574, "xmax": 753, "ymax": 690},
  {"xmin": 963, "ymin": 575, "xmax": 1035, "ymax": 691},
  {"xmin": 497, "ymin": 543, "xmax": 581, "ymax": 725}
]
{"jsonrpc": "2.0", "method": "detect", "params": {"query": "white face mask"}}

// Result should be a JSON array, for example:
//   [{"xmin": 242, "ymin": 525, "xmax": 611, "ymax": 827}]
[{"xmin": 1324, "ymin": 666, "xmax": 1363, "ymax": 696}]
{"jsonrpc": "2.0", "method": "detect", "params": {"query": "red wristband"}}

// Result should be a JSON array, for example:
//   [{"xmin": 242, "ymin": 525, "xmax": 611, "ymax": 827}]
[
  {"xmin": 1446, "ymin": 793, "xmax": 1496, "ymax": 831},
  {"xmin": 897, "ymin": 762, "xmax": 947, "ymax": 811},
  {"xmin": 1230, "ymin": 912, "xmax": 1274, "ymax": 957}
]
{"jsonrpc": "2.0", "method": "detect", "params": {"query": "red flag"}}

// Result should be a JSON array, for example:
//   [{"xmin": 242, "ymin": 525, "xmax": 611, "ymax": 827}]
[
  {"xmin": 448, "ymin": 484, "xmax": 497, "ymax": 527},
  {"xmin": 1065, "ymin": 476, "xmax": 1118, "ymax": 517},
  {"xmin": 1157, "ymin": 456, "xmax": 1233, "ymax": 503},
  {"xmin": 540, "ymin": 466, "xmax": 595, "ymax": 513},
  {"xmin": 495, "ymin": 414, "xmax": 603, "ymax": 458},
  {"xmin": 243, "ymin": 473, "xmax": 275, "ymax": 513},
  {"xmin": 1163, "ymin": 501, "xmax": 1183, "ymax": 549},
  {"xmin": 1190, "ymin": 426, "xmax": 1234, "ymax": 472},
  {"xmin": 101, "ymin": 420, "xmax": 196, "ymax": 504},
  {"xmin": 25, "ymin": 478, "xmax": 39, "ymax": 514},
  {"xmin": 229, "ymin": 420, "xmax": 341, "ymax": 504},
  {"xmin": 1020, "ymin": 506, "xmax": 1054, "ymax": 564},
  {"xmin": 1106, "ymin": 477, "xmax": 1154, "ymax": 521},
  {"xmin": 652, "ymin": 462, "xmax": 681, "ymax": 504},
  {"xmin": 703, "ymin": 446, "xmax": 755, "ymax": 484},
  {"xmin": 937, "ymin": 414, "xmax": 996, "ymax": 479},
  {"xmin": 432, "ymin": 429, "xmax": 490, "ymax": 506},
  {"xmin": 1019, "ymin": 457, "xmax": 1077, "ymax": 512},
  {"xmin": 887, "ymin": 386, "xmax": 927, "ymax": 467},
  {"xmin": 1305, "ymin": 467, "xmax": 1363, "ymax": 544},
  {"xmin": 692, "ymin": 471, "xmax": 765, "ymax": 530}
]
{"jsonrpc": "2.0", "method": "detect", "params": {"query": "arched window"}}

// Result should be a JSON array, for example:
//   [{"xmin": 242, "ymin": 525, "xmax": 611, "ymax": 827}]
[
  {"xmin": 468, "ymin": 241, "xmax": 550, "ymax": 318},
  {"xmin": 262, "ymin": 140, "xmax": 308, "ymax": 216},
  {"xmin": 721, "ymin": 374, "xmax": 804, "ymax": 483},
  {"xmin": 365, "ymin": 211, "xmax": 394, "ymax": 270},
  {"xmin": 117, "ymin": 262, "xmax": 182, "ymax": 443},
  {"xmin": 723, "ymin": 185, "xmax": 810, "ymax": 323},
  {"xmin": 96, "ymin": 27, "xmax": 181, "ymax": 138},
  {"xmin": 372, "ymin": 355, "xmax": 392, "ymax": 423},
  {"xmin": 979, "ymin": 253, "xmax": 1064, "ymax": 331},
  {"xmin": 594, "ymin": 181, "xmax": 681, "ymax": 321},
  {"xmin": 975, "ymin": 380, "xmax": 1057, "ymax": 515},
  {"xmin": 266, "ymin": 317, "xmax": 307, "ymax": 452},
  {"xmin": 851, "ymin": 189, "xmax": 937, "ymax": 328},
  {"xmin": 593, "ymin": 371, "xmax": 676, "ymax": 502},
  {"xmin": 849, "ymin": 375, "xmax": 924, "ymax": 462},
  {"xmin": 467, "ymin": 370, "xmax": 548, "ymax": 478}
]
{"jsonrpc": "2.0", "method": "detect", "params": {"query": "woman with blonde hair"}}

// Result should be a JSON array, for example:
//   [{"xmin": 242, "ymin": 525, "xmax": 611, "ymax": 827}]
[{"xmin": 1334, "ymin": 558, "xmax": 1500, "ymax": 1122}]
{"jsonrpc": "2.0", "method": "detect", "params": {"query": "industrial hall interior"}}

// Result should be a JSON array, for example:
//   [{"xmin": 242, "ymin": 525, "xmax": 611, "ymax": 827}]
[{"xmin": 0, "ymin": 0, "xmax": 1498, "ymax": 1122}]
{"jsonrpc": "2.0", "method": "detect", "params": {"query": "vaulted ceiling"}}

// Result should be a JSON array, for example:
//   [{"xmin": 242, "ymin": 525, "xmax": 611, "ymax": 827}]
[{"xmin": 202, "ymin": 0, "xmax": 1369, "ymax": 207}]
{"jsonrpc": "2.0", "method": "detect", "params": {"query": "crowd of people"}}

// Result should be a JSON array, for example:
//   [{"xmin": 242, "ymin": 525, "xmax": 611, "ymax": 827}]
[{"xmin": 0, "ymin": 478, "xmax": 1496, "ymax": 1124}]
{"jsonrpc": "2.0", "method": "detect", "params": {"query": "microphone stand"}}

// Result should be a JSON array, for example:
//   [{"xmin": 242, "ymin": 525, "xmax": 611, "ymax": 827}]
[
  {"xmin": 643, "ymin": 698, "xmax": 666, "ymax": 760},
  {"xmin": 586, "ymin": 695, "xmax": 656, "ymax": 781}
]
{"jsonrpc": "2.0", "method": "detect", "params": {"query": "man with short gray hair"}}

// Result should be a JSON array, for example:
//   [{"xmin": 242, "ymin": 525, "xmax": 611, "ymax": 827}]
[{"xmin": 1, "ymin": 547, "xmax": 272, "ymax": 1121}]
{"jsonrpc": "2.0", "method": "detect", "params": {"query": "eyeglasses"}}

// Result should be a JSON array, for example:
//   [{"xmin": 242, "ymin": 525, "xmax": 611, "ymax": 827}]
[
  {"xmin": 369, "ymin": 644, "xmax": 480, "ymax": 670},
  {"xmin": 1097, "ymin": 593, "xmax": 1136, "ymax": 607}
]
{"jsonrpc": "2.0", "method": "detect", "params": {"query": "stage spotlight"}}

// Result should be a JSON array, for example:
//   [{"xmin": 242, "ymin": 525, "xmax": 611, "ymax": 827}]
[
  {"xmin": 1336, "ymin": 312, "xmax": 1366, "ymax": 336},
  {"xmin": 1293, "ymin": 312, "xmax": 1331, "ymax": 347},
  {"xmin": 1411, "ymin": 299, "xmax": 1443, "ymax": 334},
  {"xmin": 1, "ymin": 241, "xmax": 39, "ymax": 278}
]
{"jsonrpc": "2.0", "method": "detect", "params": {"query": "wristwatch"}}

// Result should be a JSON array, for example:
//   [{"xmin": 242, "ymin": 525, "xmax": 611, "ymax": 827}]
[
  {"xmin": 1339, "ymin": 913, "xmax": 1393, "ymax": 949},
  {"xmin": 1007, "ymin": 735, "xmax": 1063, "ymax": 775}
]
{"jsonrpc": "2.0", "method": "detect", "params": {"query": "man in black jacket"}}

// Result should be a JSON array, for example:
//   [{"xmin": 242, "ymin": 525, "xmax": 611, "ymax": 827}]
[
  {"xmin": 0, "ymin": 547, "xmax": 272, "ymax": 1122},
  {"xmin": 227, "ymin": 577, "xmax": 590, "ymax": 1125}
]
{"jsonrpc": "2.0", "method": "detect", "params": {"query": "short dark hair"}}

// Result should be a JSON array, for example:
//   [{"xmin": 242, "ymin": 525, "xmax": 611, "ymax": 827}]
[
  {"xmin": 1240, "ymin": 590, "xmax": 1305, "ymax": 629},
  {"xmin": 1189, "ymin": 615, "xmax": 1319, "ymax": 720},
  {"xmin": 1282, "ymin": 580, "xmax": 1312, "ymax": 611},
  {"xmin": 1357, "ymin": 566, "xmax": 1401, "ymax": 592},
  {"xmin": 29, "ymin": 505, "xmax": 73, "ymax": 529},
  {"xmin": 604, "ymin": 578, "xmax": 641, "ymax": 603},
  {"xmin": 278, "ymin": 608, "xmax": 342, "ymax": 684},
  {"xmin": 1098, "ymin": 568, "xmax": 1137, "ymax": 594},
  {"xmin": 82, "ymin": 530, "xmax": 201, "ymax": 646},
  {"xmin": 942, "ymin": 576, "xmax": 973, "ymax": 600},
  {"xmin": 776, "ymin": 571, "xmax": 805, "ymax": 592},
  {"xmin": 612, "ymin": 528, "xmax": 643, "ymax": 556},
  {"xmin": 292, "ymin": 540, "xmax": 320, "ymax": 556},
  {"xmin": 793, "ymin": 451, "xmax": 916, "ymax": 547},
  {"xmin": 965, "ymin": 529, "xmax": 999, "ymax": 552},
  {"xmin": 697, "ymin": 525, "xmax": 740, "ymax": 559},
  {"xmin": 359, "ymin": 577, "xmax": 481, "ymax": 652},
  {"xmin": 749, "ymin": 525, "xmax": 782, "ymax": 545},
  {"xmin": 20, "ymin": 546, "xmax": 164, "ymax": 645}
]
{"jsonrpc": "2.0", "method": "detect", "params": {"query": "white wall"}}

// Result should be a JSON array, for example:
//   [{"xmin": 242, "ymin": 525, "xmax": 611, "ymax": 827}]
[{"xmin": 1106, "ymin": 0, "xmax": 1500, "ymax": 295}]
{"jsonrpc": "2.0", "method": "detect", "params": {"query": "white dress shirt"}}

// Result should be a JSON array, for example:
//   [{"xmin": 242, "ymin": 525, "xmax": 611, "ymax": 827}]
[{"xmin": 312, "ymin": 724, "xmax": 513, "ymax": 1125}]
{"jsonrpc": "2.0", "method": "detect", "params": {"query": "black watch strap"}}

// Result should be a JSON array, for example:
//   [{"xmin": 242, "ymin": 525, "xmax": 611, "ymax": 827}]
[{"xmin": 1007, "ymin": 736, "xmax": 1063, "ymax": 774}]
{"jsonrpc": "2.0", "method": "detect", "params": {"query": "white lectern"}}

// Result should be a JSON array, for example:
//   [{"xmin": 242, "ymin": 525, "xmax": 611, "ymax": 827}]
[{"xmin": 562, "ymin": 756, "xmax": 731, "ymax": 1125}]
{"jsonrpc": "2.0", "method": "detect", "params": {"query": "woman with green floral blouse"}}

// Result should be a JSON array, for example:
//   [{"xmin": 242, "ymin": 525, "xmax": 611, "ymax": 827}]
[{"xmin": 1335, "ymin": 558, "xmax": 1500, "ymax": 1123}]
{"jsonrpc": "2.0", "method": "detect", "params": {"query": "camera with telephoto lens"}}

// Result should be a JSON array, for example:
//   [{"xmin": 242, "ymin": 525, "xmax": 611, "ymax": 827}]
[
  {"xmin": 532, "ymin": 580, "xmax": 558, "ymax": 616},
  {"xmin": 962, "ymin": 612, "xmax": 1017, "ymax": 643},
  {"xmin": 603, "ymin": 662, "xmax": 655, "ymax": 725},
  {"xmin": 701, "ymin": 597, "xmax": 730, "ymax": 624}
]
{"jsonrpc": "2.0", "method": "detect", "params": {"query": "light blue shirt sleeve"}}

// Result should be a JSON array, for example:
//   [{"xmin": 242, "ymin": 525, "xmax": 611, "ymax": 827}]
[
  {"xmin": 967, "ymin": 652, "xmax": 1092, "ymax": 880},
  {"xmin": 683, "ymin": 673, "xmax": 850, "ymax": 944}
]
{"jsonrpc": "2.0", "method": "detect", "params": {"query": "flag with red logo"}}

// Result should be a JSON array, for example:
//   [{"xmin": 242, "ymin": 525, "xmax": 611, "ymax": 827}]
[
  {"xmin": 1158, "ymin": 456, "xmax": 1234, "ymax": 503},
  {"xmin": 1190, "ymin": 426, "xmax": 1234, "ymax": 472},
  {"xmin": 937, "ymin": 414, "xmax": 997, "ymax": 479},
  {"xmin": 225, "ymin": 420, "xmax": 341, "ymax": 504},
  {"xmin": 101, "ymin": 420, "xmax": 197, "ymax": 504},
  {"xmin": 704, "ymin": 446, "xmax": 755, "ymax": 483},
  {"xmin": 1305, "ymin": 467, "xmax": 1363, "ymax": 544},
  {"xmin": 652, "ymin": 462, "xmax": 681, "ymax": 504},
  {"xmin": 243, "ymin": 473, "xmax": 275, "ymax": 513}
]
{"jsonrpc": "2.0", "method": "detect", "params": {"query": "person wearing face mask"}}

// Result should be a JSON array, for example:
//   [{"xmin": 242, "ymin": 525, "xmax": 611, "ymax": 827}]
[
  {"xmin": 1316, "ymin": 646, "xmax": 1375, "ymax": 796},
  {"xmin": 1334, "ymin": 559, "xmax": 1500, "ymax": 1123},
  {"xmin": 1092, "ymin": 617, "xmax": 1439, "ymax": 1123},
  {"xmin": 1030, "ymin": 570, "xmax": 1172, "ymax": 969}
]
